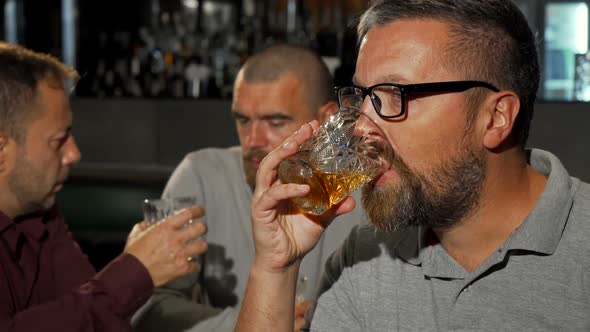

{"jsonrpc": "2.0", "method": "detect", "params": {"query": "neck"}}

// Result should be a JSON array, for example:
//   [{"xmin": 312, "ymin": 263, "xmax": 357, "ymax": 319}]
[
  {"xmin": 0, "ymin": 183, "xmax": 24, "ymax": 220},
  {"xmin": 0, "ymin": 198, "xmax": 20, "ymax": 220},
  {"xmin": 434, "ymin": 147, "xmax": 547, "ymax": 272}
]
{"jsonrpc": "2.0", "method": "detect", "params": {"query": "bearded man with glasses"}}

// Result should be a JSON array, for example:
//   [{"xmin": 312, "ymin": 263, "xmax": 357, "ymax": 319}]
[{"xmin": 236, "ymin": 0, "xmax": 590, "ymax": 331}]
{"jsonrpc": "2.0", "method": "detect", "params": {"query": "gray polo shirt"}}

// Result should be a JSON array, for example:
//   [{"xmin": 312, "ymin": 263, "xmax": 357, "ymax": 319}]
[{"xmin": 309, "ymin": 149, "xmax": 590, "ymax": 331}]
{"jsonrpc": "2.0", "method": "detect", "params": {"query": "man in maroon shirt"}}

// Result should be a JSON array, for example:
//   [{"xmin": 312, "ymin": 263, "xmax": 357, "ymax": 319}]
[{"xmin": 0, "ymin": 43, "xmax": 208, "ymax": 331}]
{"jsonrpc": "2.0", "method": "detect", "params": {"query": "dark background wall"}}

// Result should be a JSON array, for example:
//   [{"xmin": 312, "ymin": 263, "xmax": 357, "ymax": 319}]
[
  {"xmin": 527, "ymin": 102, "xmax": 590, "ymax": 181},
  {"xmin": 70, "ymin": 98, "xmax": 238, "ymax": 169},
  {"xmin": 70, "ymin": 98, "xmax": 590, "ymax": 181}
]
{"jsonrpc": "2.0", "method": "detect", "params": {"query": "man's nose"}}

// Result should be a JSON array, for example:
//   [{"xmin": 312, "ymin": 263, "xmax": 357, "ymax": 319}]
[
  {"xmin": 357, "ymin": 98, "xmax": 386, "ymax": 137},
  {"xmin": 62, "ymin": 136, "xmax": 81, "ymax": 165},
  {"xmin": 245, "ymin": 122, "xmax": 267, "ymax": 148}
]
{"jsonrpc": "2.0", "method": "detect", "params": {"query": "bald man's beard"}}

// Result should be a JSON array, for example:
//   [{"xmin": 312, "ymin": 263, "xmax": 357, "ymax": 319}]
[
  {"xmin": 243, "ymin": 148, "xmax": 268, "ymax": 190},
  {"xmin": 361, "ymin": 140, "xmax": 486, "ymax": 233}
]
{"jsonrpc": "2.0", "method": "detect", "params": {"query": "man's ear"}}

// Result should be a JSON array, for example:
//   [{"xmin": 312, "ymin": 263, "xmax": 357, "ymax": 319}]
[
  {"xmin": 482, "ymin": 92, "xmax": 520, "ymax": 149},
  {"xmin": 317, "ymin": 101, "xmax": 339, "ymax": 124}
]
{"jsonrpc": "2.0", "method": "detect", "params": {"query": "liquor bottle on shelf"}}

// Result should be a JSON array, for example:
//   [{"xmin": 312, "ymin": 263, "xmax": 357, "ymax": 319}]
[
  {"xmin": 127, "ymin": 47, "xmax": 143, "ymax": 97},
  {"xmin": 184, "ymin": 56, "xmax": 211, "ymax": 98},
  {"xmin": 79, "ymin": 0, "xmax": 370, "ymax": 99},
  {"xmin": 146, "ymin": 47, "xmax": 166, "ymax": 97},
  {"xmin": 167, "ymin": 55, "xmax": 186, "ymax": 98}
]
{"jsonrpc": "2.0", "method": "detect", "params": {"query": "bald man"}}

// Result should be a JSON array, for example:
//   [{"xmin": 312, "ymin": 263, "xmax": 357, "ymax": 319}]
[{"xmin": 131, "ymin": 45, "xmax": 366, "ymax": 332}]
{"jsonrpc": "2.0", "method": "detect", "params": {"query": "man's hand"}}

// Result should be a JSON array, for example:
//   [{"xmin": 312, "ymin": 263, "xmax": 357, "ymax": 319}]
[
  {"xmin": 250, "ymin": 121, "xmax": 356, "ymax": 273},
  {"xmin": 236, "ymin": 122, "xmax": 355, "ymax": 332},
  {"xmin": 294, "ymin": 300, "xmax": 314, "ymax": 331},
  {"xmin": 125, "ymin": 206, "xmax": 208, "ymax": 287}
]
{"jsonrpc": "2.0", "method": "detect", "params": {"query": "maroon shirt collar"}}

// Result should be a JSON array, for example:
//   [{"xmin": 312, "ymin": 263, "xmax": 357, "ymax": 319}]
[{"xmin": 0, "ymin": 207, "xmax": 56, "ymax": 260}]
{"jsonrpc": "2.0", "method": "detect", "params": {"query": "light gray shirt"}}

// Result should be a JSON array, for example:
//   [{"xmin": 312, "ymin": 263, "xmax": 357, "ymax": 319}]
[
  {"xmin": 132, "ymin": 146, "xmax": 366, "ymax": 332},
  {"xmin": 309, "ymin": 149, "xmax": 590, "ymax": 331}
]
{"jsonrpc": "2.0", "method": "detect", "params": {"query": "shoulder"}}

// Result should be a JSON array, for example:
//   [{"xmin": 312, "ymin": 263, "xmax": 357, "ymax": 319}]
[
  {"xmin": 183, "ymin": 146, "xmax": 242, "ymax": 165},
  {"xmin": 571, "ymin": 178, "xmax": 590, "ymax": 206},
  {"xmin": 174, "ymin": 146, "xmax": 242, "ymax": 175},
  {"xmin": 567, "ymin": 178, "xmax": 590, "ymax": 226},
  {"xmin": 566, "ymin": 178, "xmax": 590, "ymax": 231},
  {"xmin": 560, "ymin": 178, "xmax": 590, "ymax": 260},
  {"xmin": 165, "ymin": 146, "xmax": 243, "ymax": 194}
]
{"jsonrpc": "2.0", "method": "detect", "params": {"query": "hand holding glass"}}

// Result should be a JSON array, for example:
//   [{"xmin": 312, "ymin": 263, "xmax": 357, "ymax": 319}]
[{"xmin": 143, "ymin": 196, "xmax": 204, "ymax": 261}]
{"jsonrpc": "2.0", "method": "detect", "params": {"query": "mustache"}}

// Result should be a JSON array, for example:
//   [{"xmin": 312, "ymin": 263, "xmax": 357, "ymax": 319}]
[
  {"xmin": 360, "ymin": 139, "xmax": 413, "ymax": 183},
  {"xmin": 243, "ymin": 149, "xmax": 268, "ymax": 163},
  {"xmin": 361, "ymin": 139, "xmax": 404, "ymax": 169},
  {"xmin": 388, "ymin": 150, "xmax": 412, "ymax": 179}
]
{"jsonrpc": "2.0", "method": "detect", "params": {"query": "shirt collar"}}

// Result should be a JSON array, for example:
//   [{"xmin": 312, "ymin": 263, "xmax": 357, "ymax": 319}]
[
  {"xmin": 0, "ymin": 206, "xmax": 56, "ymax": 259},
  {"xmin": 503, "ymin": 148, "xmax": 575, "ymax": 255}
]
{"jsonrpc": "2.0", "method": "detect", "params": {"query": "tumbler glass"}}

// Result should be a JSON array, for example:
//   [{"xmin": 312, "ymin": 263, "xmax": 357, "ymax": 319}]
[
  {"xmin": 278, "ymin": 106, "xmax": 392, "ymax": 215},
  {"xmin": 143, "ymin": 196, "xmax": 198, "ymax": 226}
]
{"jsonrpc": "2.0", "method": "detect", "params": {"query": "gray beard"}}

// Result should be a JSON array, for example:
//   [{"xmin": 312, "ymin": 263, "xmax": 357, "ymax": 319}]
[{"xmin": 361, "ymin": 146, "xmax": 486, "ymax": 233}]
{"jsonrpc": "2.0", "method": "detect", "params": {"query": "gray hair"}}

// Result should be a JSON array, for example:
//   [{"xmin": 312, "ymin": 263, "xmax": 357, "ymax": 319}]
[
  {"xmin": 0, "ymin": 42, "xmax": 79, "ymax": 142},
  {"xmin": 239, "ymin": 44, "xmax": 335, "ymax": 114},
  {"xmin": 358, "ymin": 0, "xmax": 539, "ymax": 147}
]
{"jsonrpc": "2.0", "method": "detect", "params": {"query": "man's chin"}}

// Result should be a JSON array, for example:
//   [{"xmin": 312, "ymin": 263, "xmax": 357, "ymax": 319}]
[{"xmin": 361, "ymin": 177, "xmax": 407, "ymax": 232}]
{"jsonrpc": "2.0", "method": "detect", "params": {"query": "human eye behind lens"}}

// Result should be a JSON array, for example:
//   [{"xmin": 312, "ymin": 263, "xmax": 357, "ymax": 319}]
[
  {"xmin": 340, "ymin": 96, "xmax": 356, "ymax": 108},
  {"xmin": 340, "ymin": 88, "xmax": 363, "ymax": 107},
  {"xmin": 374, "ymin": 86, "xmax": 401, "ymax": 114}
]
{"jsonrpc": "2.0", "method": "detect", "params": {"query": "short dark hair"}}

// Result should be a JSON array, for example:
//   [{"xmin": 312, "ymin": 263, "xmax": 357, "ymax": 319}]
[
  {"xmin": 358, "ymin": 0, "xmax": 539, "ymax": 147},
  {"xmin": 239, "ymin": 44, "xmax": 335, "ymax": 114},
  {"xmin": 0, "ymin": 42, "xmax": 79, "ymax": 142}
]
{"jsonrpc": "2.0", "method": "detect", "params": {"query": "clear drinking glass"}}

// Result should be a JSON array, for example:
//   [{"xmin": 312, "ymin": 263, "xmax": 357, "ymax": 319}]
[
  {"xmin": 143, "ymin": 196, "xmax": 203, "ymax": 262},
  {"xmin": 278, "ymin": 106, "xmax": 393, "ymax": 215},
  {"xmin": 143, "ymin": 196, "xmax": 198, "ymax": 226}
]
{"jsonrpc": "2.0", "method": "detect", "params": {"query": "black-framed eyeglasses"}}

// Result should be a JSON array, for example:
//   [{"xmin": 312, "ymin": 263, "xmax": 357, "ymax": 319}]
[{"xmin": 335, "ymin": 80, "xmax": 500, "ymax": 119}]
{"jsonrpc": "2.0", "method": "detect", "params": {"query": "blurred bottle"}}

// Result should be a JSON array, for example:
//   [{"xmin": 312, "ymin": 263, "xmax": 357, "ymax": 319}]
[
  {"xmin": 146, "ymin": 47, "xmax": 166, "ymax": 97},
  {"xmin": 127, "ymin": 46, "xmax": 144, "ymax": 97},
  {"xmin": 187, "ymin": 57, "xmax": 212, "ymax": 98},
  {"xmin": 80, "ymin": 0, "xmax": 366, "ymax": 99}
]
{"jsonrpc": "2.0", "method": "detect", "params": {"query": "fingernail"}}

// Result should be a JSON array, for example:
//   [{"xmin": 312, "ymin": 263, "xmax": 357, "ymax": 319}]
[{"xmin": 282, "ymin": 141, "xmax": 293, "ymax": 149}]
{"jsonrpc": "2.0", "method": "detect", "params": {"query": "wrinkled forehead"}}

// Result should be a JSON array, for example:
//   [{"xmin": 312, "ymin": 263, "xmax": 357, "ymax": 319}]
[
  {"xmin": 30, "ymin": 80, "xmax": 71, "ymax": 123},
  {"xmin": 232, "ymin": 73, "xmax": 311, "ymax": 116},
  {"xmin": 355, "ymin": 19, "xmax": 455, "ymax": 86}
]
